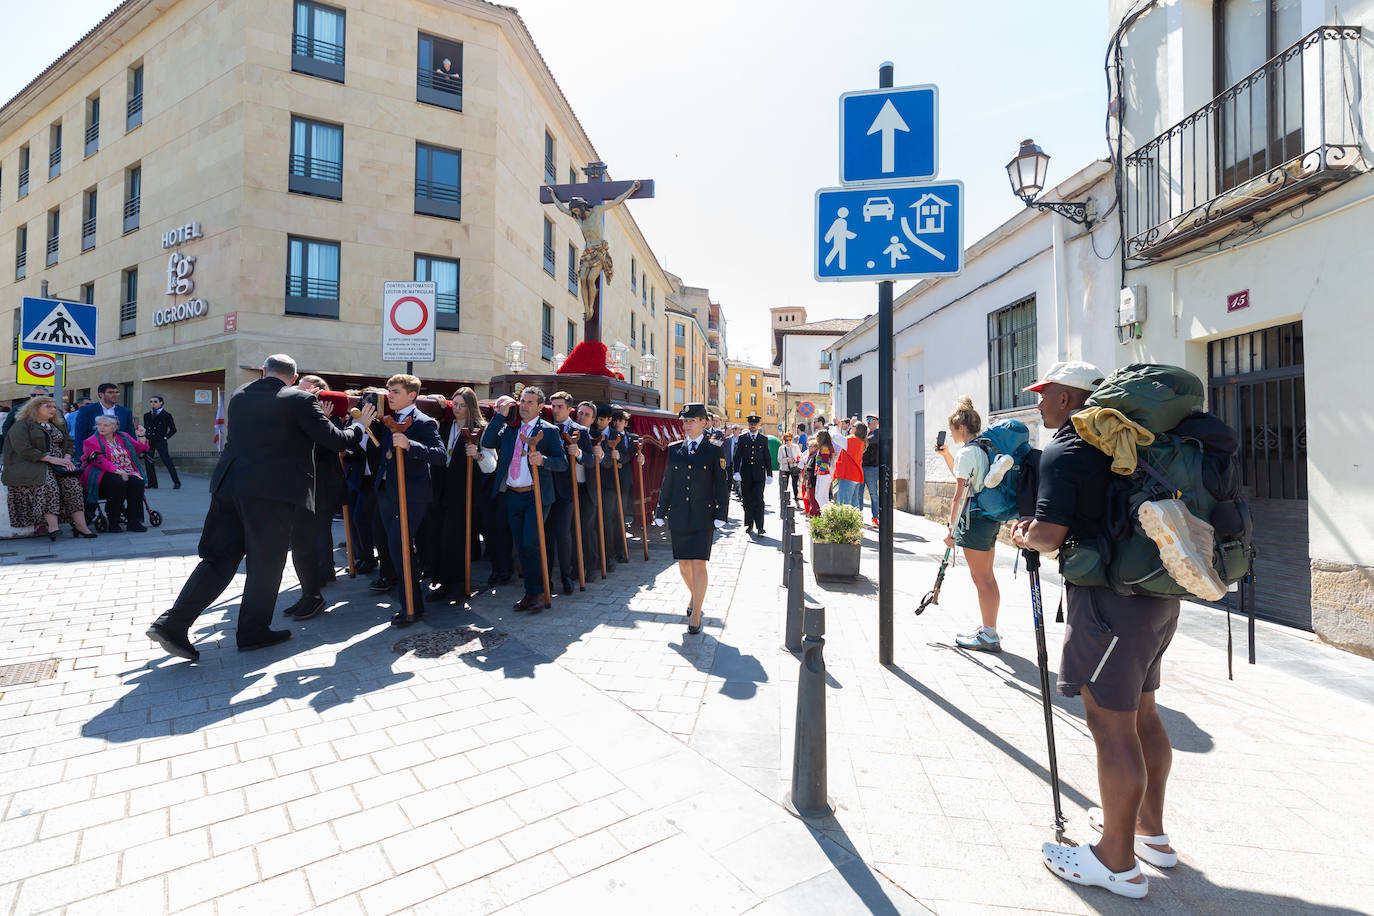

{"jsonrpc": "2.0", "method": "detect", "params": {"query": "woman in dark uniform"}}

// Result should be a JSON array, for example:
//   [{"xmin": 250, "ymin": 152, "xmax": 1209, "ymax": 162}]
[{"xmin": 654, "ymin": 404, "xmax": 730, "ymax": 634}]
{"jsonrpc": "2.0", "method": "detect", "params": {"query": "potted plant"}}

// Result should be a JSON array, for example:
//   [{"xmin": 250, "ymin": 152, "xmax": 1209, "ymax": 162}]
[{"xmin": 808, "ymin": 503, "xmax": 863, "ymax": 580}]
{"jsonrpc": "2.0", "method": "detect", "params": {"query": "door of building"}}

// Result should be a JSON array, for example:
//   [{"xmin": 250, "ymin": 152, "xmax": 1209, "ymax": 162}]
[
  {"xmin": 910, "ymin": 411, "xmax": 925, "ymax": 514},
  {"xmin": 1207, "ymin": 320, "xmax": 1310, "ymax": 629},
  {"xmin": 846, "ymin": 376, "xmax": 863, "ymax": 420}
]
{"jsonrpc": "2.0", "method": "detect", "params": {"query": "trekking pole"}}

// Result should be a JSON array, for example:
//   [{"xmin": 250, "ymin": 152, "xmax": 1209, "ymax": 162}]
[
  {"xmin": 1025, "ymin": 547, "xmax": 1067, "ymax": 844},
  {"xmin": 915, "ymin": 476, "xmax": 972, "ymax": 615},
  {"xmin": 1246, "ymin": 551, "xmax": 1257, "ymax": 666}
]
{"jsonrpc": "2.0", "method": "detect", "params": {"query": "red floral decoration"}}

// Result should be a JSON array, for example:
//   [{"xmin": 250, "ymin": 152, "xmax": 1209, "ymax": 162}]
[{"xmin": 557, "ymin": 341, "xmax": 624, "ymax": 380}]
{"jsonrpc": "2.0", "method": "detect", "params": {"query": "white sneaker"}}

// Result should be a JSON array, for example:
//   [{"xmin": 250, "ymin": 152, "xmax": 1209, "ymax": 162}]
[
  {"xmin": 1137, "ymin": 499, "xmax": 1226, "ymax": 601},
  {"xmin": 983, "ymin": 454, "xmax": 1015, "ymax": 489}
]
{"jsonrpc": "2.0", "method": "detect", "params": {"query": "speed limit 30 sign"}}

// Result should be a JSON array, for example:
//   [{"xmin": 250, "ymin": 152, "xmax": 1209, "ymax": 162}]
[
  {"xmin": 382, "ymin": 281, "xmax": 437, "ymax": 363},
  {"xmin": 18, "ymin": 350, "xmax": 65, "ymax": 387}
]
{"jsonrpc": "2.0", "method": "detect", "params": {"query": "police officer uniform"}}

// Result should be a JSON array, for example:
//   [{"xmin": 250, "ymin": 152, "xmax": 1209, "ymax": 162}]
[
  {"xmin": 655, "ymin": 405, "xmax": 730, "ymax": 560},
  {"xmin": 733, "ymin": 414, "xmax": 773, "ymax": 535}
]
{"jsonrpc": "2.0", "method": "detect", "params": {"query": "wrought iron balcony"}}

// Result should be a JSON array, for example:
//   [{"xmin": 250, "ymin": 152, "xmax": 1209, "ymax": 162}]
[
  {"xmin": 84, "ymin": 122, "xmax": 99, "ymax": 157},
  {"xmin": 1124, "ymin": 26, "xmax": 1365, "ymax": 261},
  {"xmin": 82, "ymin": 216, "xmax": 97, "ymax": 251},
  {"xmin": 417, "ymin": 67, "xmax": 462, "ymax": 111},
  {"xmin": 126, "ymin": 93, "xmax": 143, "ymax": 131},
  {"xmin": 17, "ymin": 168, "xmax": 29, "ymax": 198},
  {"xmin": 123, "ymin": 195, "xmax": 140, "ymax": 233}
]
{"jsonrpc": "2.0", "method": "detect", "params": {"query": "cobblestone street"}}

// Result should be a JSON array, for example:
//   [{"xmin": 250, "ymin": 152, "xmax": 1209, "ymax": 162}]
[{"xmin": 0, "ymin": 479, "xmax": 1370, "ymax": 914}]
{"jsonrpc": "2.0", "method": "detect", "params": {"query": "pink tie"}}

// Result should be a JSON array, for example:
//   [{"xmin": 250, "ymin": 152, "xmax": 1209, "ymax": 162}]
[{"xmin": 509, "ymin": 426, "xmax": 524, "ymax": 481}]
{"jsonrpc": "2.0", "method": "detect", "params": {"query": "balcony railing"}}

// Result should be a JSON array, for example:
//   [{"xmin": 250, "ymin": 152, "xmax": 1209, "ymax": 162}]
[
  {"xmin": 289, "ymin": 154, "xmax": 344, "ymax": 200},
  {"xmin": 541, "ymin": 329, "xmax": 555, "ymax": 360},
  {"xmin": 1124, "ymin": 26, "xmax": 1365, "ymax": 260},
  {"xmin": 15, "ymin": 250, "xmax": 26, "ymax": 281},
  {"xmin": 568, "ymin": 257, "xmax": 578, "ymax": 294},
  {"xmin": 119, "ymin": 299, "xmax": 137, "ymax": 337},
  {"xmin": 84, "ymin": 122, "xmax": 99, "ymax": 157},
  {"xmin": 126, "ymin": 93, "xmax": 143, "ymax": 131},
  {"xmin": 82, "ymin": 216, "xmax": 97, "ymax": 251},
  {"xmin": 17, "ymin": 169, "xmax": 28, "ymax": 198},
  {"xmin": 285, "ymin": 275, "xmax": 340, "ymax": 318},
  {"xmin": 293, "ymin": 33, "xmax": 345, "ymax": 82},
  {"xmin": 416, "ymin": 67, "xmax": 462, "ymax": 111},
  {"xmin": 48, "ymin": 147, "xmax": 61, "ymax": 179},
  {"xmin": 123, "ymin": 196, "xmax": 140, "ymax": 233},
  {"xmin": 45, "ymin": 236, "xmax": 59, "ymax": 267},
  {"xmin": 414, "ymin": 177, "xmax": 460, "ymax": 219},
  {"xmin": 542, "ymin": 243, "xmax": 555, "ymax": 276}
]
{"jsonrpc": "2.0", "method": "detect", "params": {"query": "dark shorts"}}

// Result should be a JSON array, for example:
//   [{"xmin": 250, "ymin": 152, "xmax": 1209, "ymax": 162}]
[
  {"xmin": 670, "ymin": 527, "xmax": 714, "ymax": 560},
  {"xmin": 1058, "ymin": 585, "xmax": 1181, "ymax": 711},
  {"xmin": 954, "ymin": 512, "xmax": 1000, "ymax": 552}
]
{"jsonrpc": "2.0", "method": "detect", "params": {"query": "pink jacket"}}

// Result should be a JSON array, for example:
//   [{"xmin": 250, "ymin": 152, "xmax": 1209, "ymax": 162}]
[{"xmin": 81, "ymin": 432, "xmax": 149, "ymax": 490}]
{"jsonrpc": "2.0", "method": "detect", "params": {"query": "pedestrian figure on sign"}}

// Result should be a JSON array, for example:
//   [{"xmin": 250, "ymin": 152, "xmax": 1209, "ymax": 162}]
[
  {"xmin": 46, "ymin": 313, "xmax": 74, "ymax": 343},
  {"xmin": 884, "ymin": 236, "xmax": 909, "ymax": 268},
  {"xmin": 824, "ymin": 208, "xmax": 858, "ymax": 270}
]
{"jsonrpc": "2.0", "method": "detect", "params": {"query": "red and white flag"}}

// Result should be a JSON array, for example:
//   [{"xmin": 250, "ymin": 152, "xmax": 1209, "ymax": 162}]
[{"xmin": 212, "ymin": 389, "xmax": 226, "ymax": 452}]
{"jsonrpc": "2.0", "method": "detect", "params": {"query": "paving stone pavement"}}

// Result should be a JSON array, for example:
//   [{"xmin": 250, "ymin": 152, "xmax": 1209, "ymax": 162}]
[{"xmin": 0, "ymin": 477, "xmax": 1370, "ymax": 914}]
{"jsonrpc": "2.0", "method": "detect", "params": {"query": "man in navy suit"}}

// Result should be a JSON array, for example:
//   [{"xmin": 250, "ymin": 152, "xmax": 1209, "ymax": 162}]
[
  {"xmin": 73, "ymin": 382, "xmax": 139, "ymax": 448},
  {"xmin": 369, "ymin": 374, "xmax": 447, "ymax": 626},
  {"xmin": 546, "ymin": 391, "xmax": 595, "ymax": 594},
  {"xmin": 482, "ymin": 387, "xmax": 568, "ymax": 612}
]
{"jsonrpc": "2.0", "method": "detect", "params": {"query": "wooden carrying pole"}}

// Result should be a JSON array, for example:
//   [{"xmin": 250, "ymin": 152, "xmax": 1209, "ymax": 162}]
[
  {"xmin": 611, "ymin": 439, "xmax": 630, "ymax": 566},
  {"xmin": 593, "ymin": 435, "xmax": 608, "ymax": 578},
  {"xmin": 383, "ymin": 415, "xmax": 417, "ymax": 620},
  {"xmin": 464, "ymin": 428, "xmax": 478, "ymax": 599},
  {"xmin": 563, "ymin": 431, "xmax": 586, "ymax": 591},
  {"xmin": 338, "ymin": 454, "xmax": 356, "ymax": 577},
  {"xmin": 634, "ymin": 440, "xmax": 649, "ymax": 560},
  {"xmin": 523, "ymin": 429, "xmax": 553, "ymax": 608}
]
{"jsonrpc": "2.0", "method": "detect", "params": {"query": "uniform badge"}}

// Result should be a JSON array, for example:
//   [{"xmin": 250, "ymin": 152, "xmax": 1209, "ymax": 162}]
[{"xmin": 720, "ymin": 458, "xmax": 727, "ymax": 469}]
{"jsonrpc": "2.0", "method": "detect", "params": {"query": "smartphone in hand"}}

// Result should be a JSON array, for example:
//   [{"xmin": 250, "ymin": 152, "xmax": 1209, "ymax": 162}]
[{"xmin": 935, "ymin": 430, "xmax": 947, "ymax": 451}]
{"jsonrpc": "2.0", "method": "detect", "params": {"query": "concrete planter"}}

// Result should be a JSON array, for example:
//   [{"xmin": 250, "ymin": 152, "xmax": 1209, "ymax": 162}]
[{"xmin": 811, "ymin": 541, "xmax": 860, "ymax": 580}]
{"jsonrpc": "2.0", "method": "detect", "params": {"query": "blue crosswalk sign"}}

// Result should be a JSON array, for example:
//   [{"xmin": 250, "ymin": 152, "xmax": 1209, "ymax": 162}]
[
  {"xmin": 20, "ymin": 297, "xmax": 98, "ymax": 356},
  {"xmin": 815, "ymin": 182, "xmax": 964, "ymax": 282},
  {"xmin": 839, "ymin": 86, "xmax": 938, "ymax": 185}
]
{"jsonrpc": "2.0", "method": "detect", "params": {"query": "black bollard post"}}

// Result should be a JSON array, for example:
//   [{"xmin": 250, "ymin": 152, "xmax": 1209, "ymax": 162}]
[
  {"xmin": 788, "ymin": 603, "xmax": 833, "ymax": 819},
  {"xmin": 782, "ymin": 491, "xmax": 795, "ymax": 586},
  {"xmin": 784, "ymin": 533, "xmax": 804, "ymax": 651}
]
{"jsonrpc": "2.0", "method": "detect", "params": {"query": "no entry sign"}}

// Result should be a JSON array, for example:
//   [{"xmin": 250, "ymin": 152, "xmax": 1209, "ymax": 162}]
[{"xmin": 382, "ymin": 281, "xmax": 437, "ymax": 363}]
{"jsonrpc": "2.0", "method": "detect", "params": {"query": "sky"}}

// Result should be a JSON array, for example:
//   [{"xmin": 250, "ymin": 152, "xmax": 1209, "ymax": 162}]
[{"xmin": 2, "ymin": 0, "xmax": 1111, "ymax": 366}]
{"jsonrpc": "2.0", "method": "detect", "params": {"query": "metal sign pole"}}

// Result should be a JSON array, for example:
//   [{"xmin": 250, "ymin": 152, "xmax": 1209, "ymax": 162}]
[{"xmin": 877, "ymin": 61, "xmax": 895, "ymax": 666}]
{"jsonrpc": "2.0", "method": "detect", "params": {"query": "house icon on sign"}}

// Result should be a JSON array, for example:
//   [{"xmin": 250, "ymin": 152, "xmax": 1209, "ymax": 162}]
[{"xmin": 911, "ymin": 193, "xmax": 951, "ymax": 234}]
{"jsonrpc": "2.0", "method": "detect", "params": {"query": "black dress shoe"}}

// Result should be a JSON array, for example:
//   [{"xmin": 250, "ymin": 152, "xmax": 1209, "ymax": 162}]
[
  {"xmin": 512, "ymin": 593, "xmax": 544, "ymax": 612},
  {"xmin": 106, "ymin": 524, "xmax": 124, "ymax": 534},
  {"xmin": 560, "ymin": 579, "xmax": 575, "ymax": 595},
  {"xmin": 368, "ymin": 576, "xmax": 397, "ymax": 592},
  {"xmin": 238, "ymin": 629, "xmax": 292, "ymax": 651},
  {"xmin": 390, "ymin": 608, "xmax": 424, "ymax": 627},
  {"xmin": 687, "ymin": 621, "xmax": 703, "ymax": 635},
  {"xmin": 356, "ymin": 558, "xmax": 378, "ymax": 574},
  {"xmin": 173, "ymin": 483, "xmax": 182, "ymax": 489},
  {"xmin": 427, "ymin": 582, "xmax": 453, "ymax": 601},
  {"xmin": 146, "ymin": 622, "xmax": 199, "ymax": 661},
  {"xmin": 284, "ymin": 595, "xmax": 326, "ymax": 620}
]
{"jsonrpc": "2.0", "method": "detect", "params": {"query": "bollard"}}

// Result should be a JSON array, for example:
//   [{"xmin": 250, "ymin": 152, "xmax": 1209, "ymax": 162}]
[
  {"xmin": 788, "ymin": 603, "xmax": 833, "ymax": 819},
  {"xmin": 784, "ymin": 533, "xmax": 804, "ymax": 651},
  {"xmin": 781, "ymin": 493, "xmax": 795, "ymax": 586}
]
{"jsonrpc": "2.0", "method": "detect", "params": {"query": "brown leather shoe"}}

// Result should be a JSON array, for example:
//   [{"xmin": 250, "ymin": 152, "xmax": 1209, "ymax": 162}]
[{"xmin": 512, "ymin": 593, "xmax": 544, "ymax": 612}]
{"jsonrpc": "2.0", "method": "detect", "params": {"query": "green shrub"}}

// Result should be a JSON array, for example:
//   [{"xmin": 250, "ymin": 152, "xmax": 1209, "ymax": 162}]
[{"xmin": 808, "ymin": 503, "xmax": 863, "ymax": 545}]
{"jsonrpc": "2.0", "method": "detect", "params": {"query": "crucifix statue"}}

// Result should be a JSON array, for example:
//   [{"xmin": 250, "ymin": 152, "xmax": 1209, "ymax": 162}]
[{"xmin": 541, "ymin": 161, "xmax": 655, "ymax": 343}]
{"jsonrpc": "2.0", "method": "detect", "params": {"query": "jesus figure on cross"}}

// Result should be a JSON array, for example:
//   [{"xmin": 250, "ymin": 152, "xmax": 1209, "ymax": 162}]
[{"xmin": 544, "ymin": 179, "xmax": 642, "ymax": 322}]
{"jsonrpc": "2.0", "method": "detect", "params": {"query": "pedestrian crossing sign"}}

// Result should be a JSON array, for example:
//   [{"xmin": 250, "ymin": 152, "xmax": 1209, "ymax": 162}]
[{"xmin": 20, "ymin": 297, "xmax": 98, "ymax": 356}]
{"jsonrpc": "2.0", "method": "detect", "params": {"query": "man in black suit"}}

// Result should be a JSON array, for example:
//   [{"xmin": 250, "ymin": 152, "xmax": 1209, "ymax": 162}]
[
  {"xmin": 591, "ymin": 403, "xmax": 632, "ymax": 568},
  {"xmin": 369, "ymin": 374, "xmax": 447, "ymax": 626},
  {"xmin": 574, "ymin": 401, "xmax": 605, "ymax": 579},
  {"xmin": 282, "ymin": 375, "xmax": 347, "ymax": 621},
  {"xmin": 546, "ymin": 391, "xmax": 594, "ymax": 594},
  {"xmin": 733, "ymin": 413, "xmax": 774, "ymax": 536},
  {"xmin": 141, "ymin": 395, "xmax": 182, "ymax": 489},
  {"xmin": 146, "ymin": 354, "xmax": 376, "ymax": 661},
  {"xmin": 481, "ymin": 387, "xmax": 569, "ymax": 611}
]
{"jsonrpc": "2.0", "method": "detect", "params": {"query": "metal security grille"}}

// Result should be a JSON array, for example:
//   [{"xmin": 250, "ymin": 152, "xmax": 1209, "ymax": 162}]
[{"xmin": 987, "ymin": 295, "xmax": 1037, "ymax": 412}]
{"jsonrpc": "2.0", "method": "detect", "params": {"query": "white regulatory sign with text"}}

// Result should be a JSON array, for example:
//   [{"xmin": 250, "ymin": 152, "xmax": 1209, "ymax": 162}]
[{"xmin": 381, "ymin": 281, "xmax": 437, "ymax": 363}]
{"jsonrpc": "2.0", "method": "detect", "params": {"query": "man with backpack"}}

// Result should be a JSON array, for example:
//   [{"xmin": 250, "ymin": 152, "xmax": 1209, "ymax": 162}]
[{"xmin": 1010, "ymin": 360, "xmax": 1176, "ymax": 900}]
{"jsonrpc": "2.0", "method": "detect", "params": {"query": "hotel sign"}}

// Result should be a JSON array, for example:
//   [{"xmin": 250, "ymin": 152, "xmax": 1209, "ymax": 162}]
[{"xmin": 158, "ymin": 219, "xmax": 209, "ymax": 327}]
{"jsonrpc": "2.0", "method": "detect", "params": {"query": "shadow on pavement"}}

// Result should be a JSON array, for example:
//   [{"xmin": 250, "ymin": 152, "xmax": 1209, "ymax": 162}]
[
  {"xmin": 671, "ymin": 637, "xmax": 768, "ymax": 700},
  {"xmin": 884, "ymin": 663, "xmax": 1096, "ymax": 810}
]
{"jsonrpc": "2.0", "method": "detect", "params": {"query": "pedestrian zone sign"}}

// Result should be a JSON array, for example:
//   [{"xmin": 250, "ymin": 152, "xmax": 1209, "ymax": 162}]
[
  {"xmin": 20, "ymin": 297, "xmax": 98, "ymax": 356},
  {"xmin": 815, "ymin": 181, "xmax": 964, "ymax": 282},
  {"xmin": 381, "ymin": 281, "xmax": 437, "ymax": 362},
  {"xmin": 839, "ymin": 85, "xmax": 938, "ymax": 185}
]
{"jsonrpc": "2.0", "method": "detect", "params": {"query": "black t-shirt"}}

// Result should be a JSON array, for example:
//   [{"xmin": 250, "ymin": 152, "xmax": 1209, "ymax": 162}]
[
  {"xmin": 1035, "ymin": 419, "xmax": 1113, "ymax": 542},
  {"xmin": 862, "ymin": 429, "xmax": 879, "ymax": 466}
]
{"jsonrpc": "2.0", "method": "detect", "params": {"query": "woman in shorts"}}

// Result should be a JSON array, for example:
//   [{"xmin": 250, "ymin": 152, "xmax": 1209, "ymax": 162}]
[{"xmin": 937, "ymin": 396, "xmax": 1002, "ymax": 652}]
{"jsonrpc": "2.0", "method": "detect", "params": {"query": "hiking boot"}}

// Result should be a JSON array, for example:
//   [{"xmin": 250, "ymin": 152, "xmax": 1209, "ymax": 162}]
[
  {"xmin": 955, "ymin": 628, "xmax": 1002, "ymax": 653},
  {"xmin": 1138, "ymin": 499, "xmax": 1226, "ymax": 601},
  {"xmin": 983, "ymin": 453, "xmax": 1015, "ymax": 489}
]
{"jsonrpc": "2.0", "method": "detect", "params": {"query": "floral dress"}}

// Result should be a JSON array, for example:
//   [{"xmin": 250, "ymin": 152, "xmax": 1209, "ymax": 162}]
[{"xmin": 7, "ymin": 423, "xmax": 84, "ymax": 527}]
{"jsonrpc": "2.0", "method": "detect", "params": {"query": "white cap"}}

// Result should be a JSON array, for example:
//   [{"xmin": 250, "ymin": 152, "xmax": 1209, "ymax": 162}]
[{"xmin": 1023, "ymin": 360, "xmax": 1105, "ymax": 394}]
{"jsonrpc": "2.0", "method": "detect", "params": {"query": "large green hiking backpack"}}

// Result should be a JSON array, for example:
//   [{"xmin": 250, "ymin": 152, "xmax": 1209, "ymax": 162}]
[{"xmin": 1061, "ymin": 364, "xmax": 1253, "ymax": 599}]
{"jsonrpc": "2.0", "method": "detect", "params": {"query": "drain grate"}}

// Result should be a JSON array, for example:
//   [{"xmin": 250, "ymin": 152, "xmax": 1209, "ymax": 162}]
[{"xmin": 0, "ymin": 658, "xmax": 60, "ymax": 687}]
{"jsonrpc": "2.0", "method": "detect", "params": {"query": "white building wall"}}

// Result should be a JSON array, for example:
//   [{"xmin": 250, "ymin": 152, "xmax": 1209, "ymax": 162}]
[{"xmin": 781, "ymin": 334, "xmax": 842, "ymax": 393}]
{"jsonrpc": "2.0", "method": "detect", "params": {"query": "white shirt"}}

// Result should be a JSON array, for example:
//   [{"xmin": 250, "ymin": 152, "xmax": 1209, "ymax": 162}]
[
  {"xmin": 685, "ymin": 435, "xmax": 704, "ymax": 455},
  {"xmin": 507, "ymin": 421, "xmax": 535, "ymax": 488},
  {"xmin": 101, "ymin": 404, "xmax": 119, "ymax": 417}
]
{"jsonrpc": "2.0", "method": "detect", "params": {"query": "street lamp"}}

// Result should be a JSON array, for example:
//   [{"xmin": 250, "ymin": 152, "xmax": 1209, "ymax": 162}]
[
  {"xmin": 1005, "ymin": 139, "xmax": 1094, "ymax": 226},
  {"xmin": 552, "ymin": 352, "xmax": 566, "ymax": 373},
  {"xmin": 608, "ymin": 340, "xmax": 629, "ymax": 375},
  {"xmin": 639, "ymin": 352, "xmax": 658, "ymax": 385},
  {"xmin": 504, "ymin": 340, "xmax": 528, "ymax": 374}
]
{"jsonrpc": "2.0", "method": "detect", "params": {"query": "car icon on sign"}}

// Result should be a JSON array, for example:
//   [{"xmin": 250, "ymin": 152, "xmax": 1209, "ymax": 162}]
[{"xmin": 862, "ymin": 197, "xmax": 895, "ymax": 222}]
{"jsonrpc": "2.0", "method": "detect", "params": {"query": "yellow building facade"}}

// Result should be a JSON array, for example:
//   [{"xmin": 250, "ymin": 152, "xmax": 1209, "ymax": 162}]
[
  {"xmin": 663, "ymin": 305, "xmax": 707, "ymax": 416},
  {"xmin": 0, "ymin": 0, "xmax": 671, "ymax": 450},
  {"xmin": 722, "ymin": 360, "xmax": 778, "ymax": 430}
]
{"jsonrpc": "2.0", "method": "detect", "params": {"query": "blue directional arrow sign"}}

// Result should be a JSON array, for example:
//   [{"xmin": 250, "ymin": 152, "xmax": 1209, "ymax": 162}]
[
  {"xmin": 815, "ymin": 182, "xmax": 964, "ymax": 282},
  {"xmin": 839, "ymin": 85, "xmax": 938, "ymax": 185},
  {"xmin": 20, "ymin": 297, "xmax": 98, "ymax": 356}
]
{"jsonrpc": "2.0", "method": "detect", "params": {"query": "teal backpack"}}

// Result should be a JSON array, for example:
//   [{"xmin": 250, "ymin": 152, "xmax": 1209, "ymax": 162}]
[
  {"xmin": 1060, "ymin": 364, "xmax": 1253, "ymax": 599},
  {"xmin": 969, "ymin": 419, "xmax": 1031, "ymax": 522}
]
